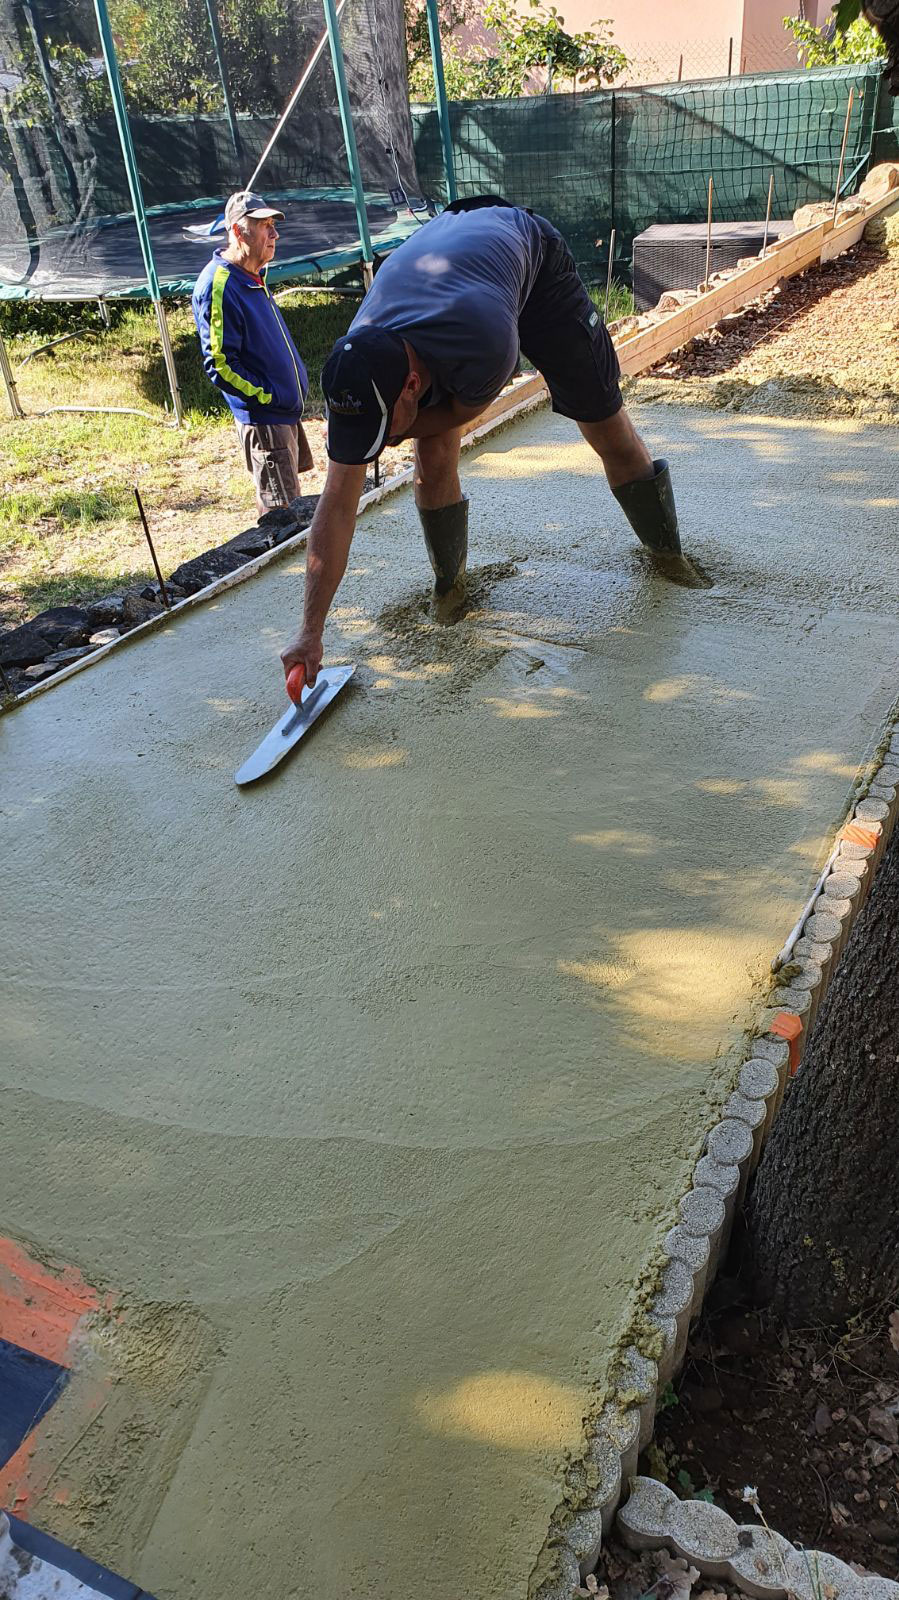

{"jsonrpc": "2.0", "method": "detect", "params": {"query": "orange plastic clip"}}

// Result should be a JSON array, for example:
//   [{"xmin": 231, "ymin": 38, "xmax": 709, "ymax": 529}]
[
  {"xmin": 770, "ymin": 1010, "xmax": 803, "ymax": 1075},
  {"xmin": 839, "ymin": 820, "xmax": 879, "ymax": 850}
]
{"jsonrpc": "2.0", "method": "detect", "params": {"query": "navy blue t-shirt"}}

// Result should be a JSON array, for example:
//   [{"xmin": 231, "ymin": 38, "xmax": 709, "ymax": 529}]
[{"xmin": 349, "ymin": 206, "xmax": 548, "ymax": 408}]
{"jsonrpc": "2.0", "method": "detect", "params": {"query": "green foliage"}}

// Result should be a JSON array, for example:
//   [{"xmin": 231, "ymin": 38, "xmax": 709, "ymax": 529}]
[
  {"xmin": 109, "ymin": 0, "xmax": 295, "ymax": 114},
  {"xmin": 408, "ymin": 0, "xmax": 629, "ymax": 100},
  {"xmin": 657, "ymin": 1380, "xmax": 680, "ymax": 1412},
  {"xmin": 784, "ymin": 11, "xmax": 884, "ymax": 66},
  {"xmin": 4, "ymin": 39, "xmax": 111, "ymax": 122},
  {"xmin": 0, "ymin": 300, "xmax": 128, "ymax": 340},
  {"xmin": 5, "ymin": 0, "xmax": 297, "ymax": 121},
  {"xmin": 405, "ymin": 0, "xmax": 472, "ymax": 77},
  {"xmin": 674, "ymin": 1466, "xmax": 715, "ymax": 1502}
]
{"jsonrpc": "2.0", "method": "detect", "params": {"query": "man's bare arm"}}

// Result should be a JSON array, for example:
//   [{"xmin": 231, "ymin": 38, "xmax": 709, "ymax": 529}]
[{"xmin": 280, "ymin": 459, "xmax": 366, "ymax": 685}]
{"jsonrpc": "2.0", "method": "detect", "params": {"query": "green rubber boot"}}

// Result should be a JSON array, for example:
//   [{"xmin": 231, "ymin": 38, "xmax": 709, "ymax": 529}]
[
  {"xmin": 418, "ymin": 497, "xmax": 469, "ymax": 596},
  {"xmin": 611, "ymin": 458, "xmax": 682, "ymax": 556}
]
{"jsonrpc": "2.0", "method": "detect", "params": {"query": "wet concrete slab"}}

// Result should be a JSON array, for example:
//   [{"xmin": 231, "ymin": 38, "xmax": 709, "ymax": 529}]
[{"xmin": 2, "ymin": 406, "xmax": 898, "ymax": 1598}]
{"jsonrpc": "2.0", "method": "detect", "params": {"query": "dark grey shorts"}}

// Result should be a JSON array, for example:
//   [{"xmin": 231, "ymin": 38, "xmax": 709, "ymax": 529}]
[
  {"xmin": 519, "ymin": 217, "xmax": 623, "ymax": 424},
  {"xmin": 235, "ymin": 420, "xmax": 313, "ymax": 510}
]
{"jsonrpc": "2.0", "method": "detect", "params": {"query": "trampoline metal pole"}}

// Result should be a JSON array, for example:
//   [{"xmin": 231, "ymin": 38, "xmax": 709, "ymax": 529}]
[
  {"xmin": 155, "ymin": 299, "xmax": 185, "ymax": 428},
  {"xmin": 425, "ymin": 0, "xmax": 457, "ymax": 203},
  {"xmin": 0, "ymin": 328, "xmax": 25, "ymax": 420},
  {"xmin": 204, "ymin": 0, "xmax": 242, "ymax": 163},
  {"xmin": 92, "ymin": 0, "xmax": 184, "ymax": 425},
  {"xmin": 321, "ymin": 0, "xmax": 374, "ymax": 270}
]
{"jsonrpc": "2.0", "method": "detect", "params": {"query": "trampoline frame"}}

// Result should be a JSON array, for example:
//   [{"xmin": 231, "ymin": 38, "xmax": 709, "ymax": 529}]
[{"xmin": 0, "ymin": 0, "xmax": 459, "ymax": 424}]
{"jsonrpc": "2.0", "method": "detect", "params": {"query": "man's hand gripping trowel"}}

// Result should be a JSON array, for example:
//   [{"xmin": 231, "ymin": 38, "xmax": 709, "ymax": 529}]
[{"xmin": 235, "ymin": 662, "xmax": 355, "ymax": 786}]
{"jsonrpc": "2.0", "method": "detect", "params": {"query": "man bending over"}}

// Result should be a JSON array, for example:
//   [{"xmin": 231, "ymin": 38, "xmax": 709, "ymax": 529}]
[{"xmin": 281, "ymin": 201, "xmax": 690, "ymax": 686}]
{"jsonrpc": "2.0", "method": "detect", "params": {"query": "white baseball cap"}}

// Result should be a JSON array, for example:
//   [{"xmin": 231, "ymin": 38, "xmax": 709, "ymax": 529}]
[{"xmin": 224, "ymin": 190, "xmax": 285, "ymax": 227}]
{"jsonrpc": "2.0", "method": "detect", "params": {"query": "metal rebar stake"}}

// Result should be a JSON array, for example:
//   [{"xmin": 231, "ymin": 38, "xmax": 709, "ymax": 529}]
[
  {"xmin": 704, "ymin": 176, "xmax": 714, "ymax": 290},
  {"xmin": 762, "ymin": 171, "xmax": 775, "ymax": 255},
  {"xmin": 0, "ymin": 327, "xmax": 24, "ymax": 420},
  {"xmin": 603, "ymin": 227, "xmax": 616, "ymax": 323},
  {"xmin": 833, "ymin": 87, "xmax": 855, "ymax": 221},
  {"xmin": 134, "ymin": 487, "xmax": 172, "ymax": 608}
]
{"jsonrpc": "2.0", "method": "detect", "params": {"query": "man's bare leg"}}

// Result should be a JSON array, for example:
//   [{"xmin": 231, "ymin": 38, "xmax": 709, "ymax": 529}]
[
  {"xmin": 414, "ymin": 428, "xmax": 463, "ymax": 509},
  {"xmin": 414, "ymin": 429, "xmax": 469, "ymax": 598},
  {"xmin": 578, "ymin": 406, "xmax": 684, "ymax": 561},
  {"xmin": 296, "ymin": 421, "xmax": 315, "ymax": 475},
  {"xmin": 577, "ymin": 407, "xmax": 653, "ymax": 489}
]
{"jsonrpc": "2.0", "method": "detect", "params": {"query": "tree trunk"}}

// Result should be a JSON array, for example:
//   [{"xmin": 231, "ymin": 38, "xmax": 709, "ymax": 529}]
[{"xmin": 746, "ymin": 821, "xmax": 899, "ymax": 1328}]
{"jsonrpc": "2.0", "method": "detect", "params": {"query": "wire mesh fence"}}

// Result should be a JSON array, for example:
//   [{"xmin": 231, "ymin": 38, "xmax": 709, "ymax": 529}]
[
  {"xmin": 620, "ymin": 33, "xmax": 802, "ymax": 88},
  {"xmin": 412, "ymin": 63, "xmax": 882, "ymax": 283}
]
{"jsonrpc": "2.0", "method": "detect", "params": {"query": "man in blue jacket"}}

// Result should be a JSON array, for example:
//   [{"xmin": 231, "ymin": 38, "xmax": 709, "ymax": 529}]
[{"xmin": 192, "ymin": 191, "xmax": 312, "ymax": 514}]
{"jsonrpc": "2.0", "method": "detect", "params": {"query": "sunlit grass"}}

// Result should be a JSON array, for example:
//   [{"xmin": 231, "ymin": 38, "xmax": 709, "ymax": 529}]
[{"xmin": 0, "ymin": 290, "xmax": 359, "ymax": 625}]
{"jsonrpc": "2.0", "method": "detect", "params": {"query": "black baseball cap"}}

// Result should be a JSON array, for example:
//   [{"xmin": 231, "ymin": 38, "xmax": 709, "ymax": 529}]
[{"xmin": 321, "ymin": 327, "xmax": 410, "ymax": 463}]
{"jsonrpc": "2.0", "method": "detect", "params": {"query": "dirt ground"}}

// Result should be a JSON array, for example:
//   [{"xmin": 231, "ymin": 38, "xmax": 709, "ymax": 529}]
[
  {"xmin": 626, "ymin": 243, "xmax": 899, "ymax": 423},
  {"xmin": 651, "ymin": 1288, "xmax": 899, "ymax": 1580}
]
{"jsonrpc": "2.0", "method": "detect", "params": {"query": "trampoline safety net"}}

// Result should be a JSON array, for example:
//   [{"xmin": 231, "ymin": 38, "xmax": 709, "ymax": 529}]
[{"xmin": 0, "ymin": 0, "xmax": 425, "ymax": 298}]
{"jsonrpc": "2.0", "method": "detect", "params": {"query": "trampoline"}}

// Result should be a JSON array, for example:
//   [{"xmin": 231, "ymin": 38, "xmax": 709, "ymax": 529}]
[{"xmin": 0, "ymin": 188, "xmax": 423, "ymax": 301}]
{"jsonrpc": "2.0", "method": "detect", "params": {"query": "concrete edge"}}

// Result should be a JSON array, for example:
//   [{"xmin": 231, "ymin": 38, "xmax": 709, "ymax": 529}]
[
  {"xmin": 532, "ymin": 722, "xmax": 899, "ymax": 1600},
  {"xmin": 0, "ymin": 377, "xmax": 548, "ymax": 719},
  {"xmin": 618, "ymin": 1477, "xmax": 899, "ymax": 1600}
]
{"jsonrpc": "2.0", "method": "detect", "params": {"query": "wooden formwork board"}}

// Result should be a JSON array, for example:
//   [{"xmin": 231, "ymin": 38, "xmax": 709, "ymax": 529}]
[{"xmin": 615, "ymin": 186, "xmax": 898, "ymax": 378}]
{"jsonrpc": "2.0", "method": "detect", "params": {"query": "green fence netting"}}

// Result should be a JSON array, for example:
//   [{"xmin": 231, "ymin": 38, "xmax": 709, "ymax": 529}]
[{"xmin": 412, "ymin": 63, "xmax": 882, "ymax": 282}]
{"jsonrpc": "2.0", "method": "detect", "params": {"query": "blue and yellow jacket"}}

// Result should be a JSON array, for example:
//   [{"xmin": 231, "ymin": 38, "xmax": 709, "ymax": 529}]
[{"xmin": 191, "ymin": 252, "xmax": 308, "ymax": 426}]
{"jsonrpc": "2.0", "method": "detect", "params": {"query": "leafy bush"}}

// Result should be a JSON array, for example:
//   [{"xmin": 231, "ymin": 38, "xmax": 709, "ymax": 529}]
[
  {"xmin": 784, "ymin": 10, "xmax": 884, "ymax": 66},
  {"xmin": 407, "ymin": 0, "xmax": 629, "ymax": 100}
]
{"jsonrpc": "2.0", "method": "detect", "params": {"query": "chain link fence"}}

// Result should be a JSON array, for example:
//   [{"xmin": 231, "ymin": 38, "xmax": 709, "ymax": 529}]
[{"xmin": 621, "ymin": 34, "xmax": 801, "ymax": 87}]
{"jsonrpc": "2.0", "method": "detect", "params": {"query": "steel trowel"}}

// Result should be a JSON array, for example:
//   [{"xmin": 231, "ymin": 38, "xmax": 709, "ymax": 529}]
[{"xmin": 235, "ymin": 662, "xmax": 355, "ymax": 786}]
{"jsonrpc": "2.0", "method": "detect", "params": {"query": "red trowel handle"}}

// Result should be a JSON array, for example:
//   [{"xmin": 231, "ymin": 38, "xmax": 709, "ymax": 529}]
[{"xmin": 286, "ymin": 664, "xmax": 306, "ymax": 705}]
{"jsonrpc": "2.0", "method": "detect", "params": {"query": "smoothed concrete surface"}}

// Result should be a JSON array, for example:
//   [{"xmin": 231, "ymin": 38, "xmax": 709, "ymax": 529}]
[{"xmin": 3, "ymin": 407, "xmax": 899, "ymax": 1598}]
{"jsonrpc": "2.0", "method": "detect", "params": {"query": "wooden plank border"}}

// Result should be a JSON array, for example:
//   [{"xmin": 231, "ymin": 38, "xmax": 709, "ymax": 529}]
[{"xmin": 616, "ymin": 186, "xmax": 899, "ymax": 377}]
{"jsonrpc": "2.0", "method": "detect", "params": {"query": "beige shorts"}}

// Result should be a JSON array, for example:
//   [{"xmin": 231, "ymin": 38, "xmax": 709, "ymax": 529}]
[{"xmin": 236, "ymin": 421, "xmax": 313, "ymax": 511}]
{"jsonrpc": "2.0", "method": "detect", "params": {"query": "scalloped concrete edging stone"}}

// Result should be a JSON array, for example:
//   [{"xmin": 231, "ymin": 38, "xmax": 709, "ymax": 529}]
[
  {"xmin": 619, "ymin": 1480, "xmax": 899, "ymax": 1600},
  {"xmin": 531, "ymin": 723, "xmax": 899, "ymax": 1600}
]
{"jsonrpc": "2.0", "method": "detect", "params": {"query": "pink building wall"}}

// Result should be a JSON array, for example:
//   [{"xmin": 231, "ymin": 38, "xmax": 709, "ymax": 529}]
[{"xmin": 522, "ymin": 0, "xmax": 807, "ymax": 87}]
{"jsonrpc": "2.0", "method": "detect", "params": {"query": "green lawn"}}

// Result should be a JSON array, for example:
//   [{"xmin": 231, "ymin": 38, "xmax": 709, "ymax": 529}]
[
  {"xmin": 0, "ymin": 280, "xmax": 634, "ymax": 628},
  {"xmin": 0, "ymin": 289, "xmax": 357, "ymax": 627}
]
